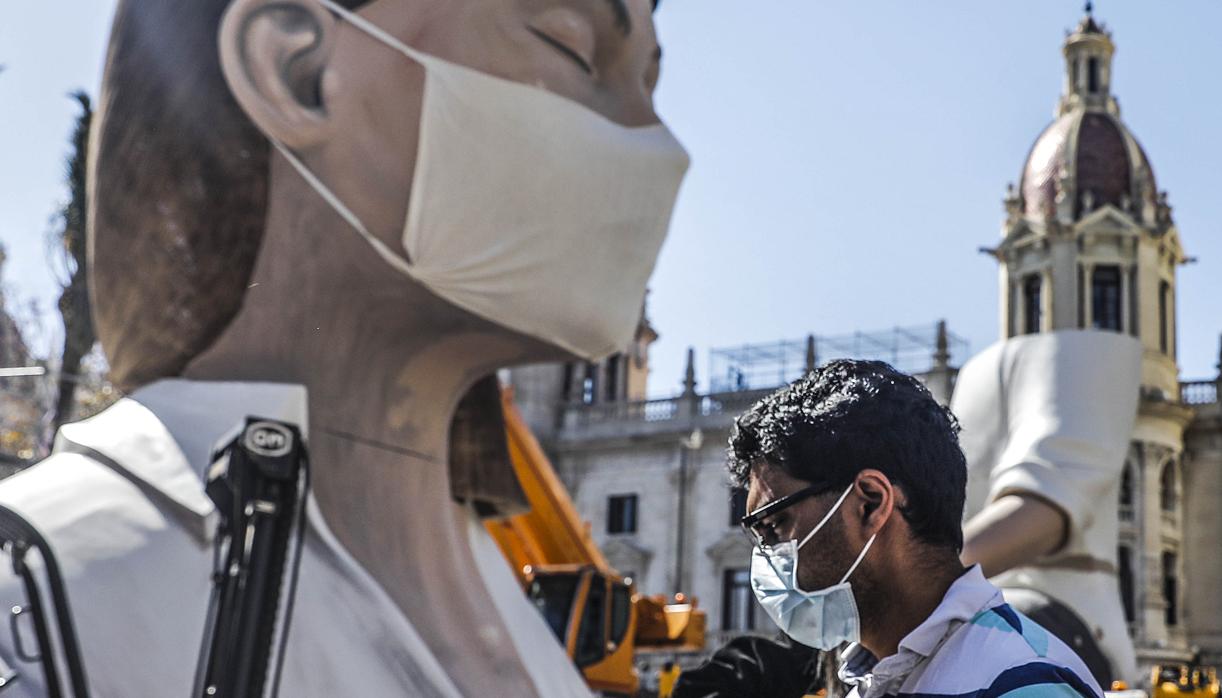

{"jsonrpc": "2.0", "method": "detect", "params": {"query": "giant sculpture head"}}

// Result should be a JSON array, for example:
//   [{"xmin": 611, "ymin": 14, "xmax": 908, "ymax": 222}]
[{"xmin": 90, "ymin": 0, "xmax": 684, "ymax": 389}]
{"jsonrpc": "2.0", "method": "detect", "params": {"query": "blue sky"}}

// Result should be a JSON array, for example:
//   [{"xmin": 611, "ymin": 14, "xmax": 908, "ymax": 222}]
[{"xmin": 2, "ymin": 1, "xmax": 1220, "ymax": 396}]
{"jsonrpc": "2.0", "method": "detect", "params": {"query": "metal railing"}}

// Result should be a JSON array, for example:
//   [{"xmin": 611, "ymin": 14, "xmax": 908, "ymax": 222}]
[
  {"xmin": 1180, "ymin": 380, "xmax": 1219, "ymax": 406},
  {"xmin": 563, "ymin": 395, "xmax": 679, "ymax": 427},
  {"xmin": 563, "ymin": 388, "xmax": 779, "ymax": 430},
  {"xmin": 564, "ymin": 379, "xmax": 1220, "ymax": 435},
  {"xmin": 697, "ymin": 389, "xmax": 778, "ymax": 418}
]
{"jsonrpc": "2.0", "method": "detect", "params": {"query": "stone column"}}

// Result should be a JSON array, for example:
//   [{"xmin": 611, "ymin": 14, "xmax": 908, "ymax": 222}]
[{"xmin": 1139, "ymin": 441, "xmax": 1170, "ymax": 646}]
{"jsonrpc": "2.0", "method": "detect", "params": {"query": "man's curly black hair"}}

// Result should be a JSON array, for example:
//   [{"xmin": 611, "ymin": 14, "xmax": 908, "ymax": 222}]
[{"xmin": 727, "ymin": 359, "xmax": 967, "ymax": 551}]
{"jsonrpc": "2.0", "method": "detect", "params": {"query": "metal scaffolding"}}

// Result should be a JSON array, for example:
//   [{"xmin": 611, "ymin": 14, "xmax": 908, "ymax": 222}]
[{"xmin": 707, "ymin": 322, "xmax": 968, "ymax": 393}]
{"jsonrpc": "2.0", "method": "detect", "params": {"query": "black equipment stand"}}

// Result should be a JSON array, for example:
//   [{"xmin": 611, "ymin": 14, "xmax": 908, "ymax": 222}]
[{"xmin": 194, "ymin": 418, "xmax": 309, "ymax": 698}]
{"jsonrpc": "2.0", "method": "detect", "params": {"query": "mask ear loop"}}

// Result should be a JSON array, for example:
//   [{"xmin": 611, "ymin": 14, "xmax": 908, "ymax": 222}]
[
  {"xmin": 796, "ymin": 483, "xmax": 855, "ymax": 550},
  {"xmin": 839, "ymin": 533, "xmax": 876, "ymax": 585},
  {"xmin": 271, "ymin": 141, "xmax": 417, "ymax": 280},
  {"xmin": 266, "ymin": 0, "xmax": 432, "ymax": 281},
  {"xmin": 317, "ymin": 0, "xmax": 430, "ymax": 64}
]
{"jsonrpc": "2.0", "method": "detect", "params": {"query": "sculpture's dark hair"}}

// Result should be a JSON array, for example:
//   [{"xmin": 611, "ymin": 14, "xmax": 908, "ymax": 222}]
[
  {"xmin": 89, "ymin": 0, "xmax": 369, "ymax": 389},
  {"xmin": 727, "ymin": 359, "xmax": 968, "ymax": 551}
]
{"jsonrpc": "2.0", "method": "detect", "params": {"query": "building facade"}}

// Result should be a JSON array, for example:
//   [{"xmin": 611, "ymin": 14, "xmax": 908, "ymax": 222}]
[{"xmin": 510, "ymin": 8, "xmax": 1222, "ymax": 682}]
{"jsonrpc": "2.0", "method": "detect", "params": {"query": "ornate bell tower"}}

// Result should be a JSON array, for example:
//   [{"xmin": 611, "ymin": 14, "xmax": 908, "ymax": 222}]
[
  {"xmin": 989, "ymin": 5, "xmax": 1195, "ymax": 674},
  {"xmin": 994, "ymin": 7, "xmax": 1186, "ymax": 389}
]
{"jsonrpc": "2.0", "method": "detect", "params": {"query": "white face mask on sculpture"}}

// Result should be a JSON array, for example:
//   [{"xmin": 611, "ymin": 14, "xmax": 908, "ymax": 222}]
[
  {"xmin": 750, "ymin": 484, "xmax": 877, "ymax": 650},
  {"xmin": 269, "ymin": 0, "xmax": 690, "ymax": 362}
]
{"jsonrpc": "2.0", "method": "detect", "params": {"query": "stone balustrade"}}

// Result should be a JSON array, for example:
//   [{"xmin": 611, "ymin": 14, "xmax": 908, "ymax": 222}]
[
  {"xmin": 558, "ymin": 380, "xmax": 1220, "ymax": 445},
  {"xmin": 1180, "ymin": 380, "xmax": 1219, "ymax": 406},
  {"xmin": 558, "ymin": 388, "xmax": 778, "ymax": 444}
]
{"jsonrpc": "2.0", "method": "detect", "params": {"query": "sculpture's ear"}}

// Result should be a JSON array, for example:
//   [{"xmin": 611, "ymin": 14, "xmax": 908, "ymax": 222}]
[{"xmin": 218, "ymin": 0, "xmax": 337, "ymax": 149}]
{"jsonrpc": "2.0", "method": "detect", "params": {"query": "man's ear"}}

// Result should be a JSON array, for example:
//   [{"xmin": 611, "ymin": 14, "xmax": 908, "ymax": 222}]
[
  {"xmin": 854, "ymin": 469, "xmax": 897, "ymax": 535},
  {"xmin": 218, "ymin": 0, "xmax": 337, "ymax": 149}
]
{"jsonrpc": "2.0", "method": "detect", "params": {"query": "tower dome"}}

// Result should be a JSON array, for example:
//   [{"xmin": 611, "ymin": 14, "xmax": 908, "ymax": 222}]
[
  {"xmin": 1020, "ymin": 110, "xmax": 1158, "ymax": 222},
  {"xmin": 1015, "ymin": 9, "xmax": 1163, "ymax": 226}
]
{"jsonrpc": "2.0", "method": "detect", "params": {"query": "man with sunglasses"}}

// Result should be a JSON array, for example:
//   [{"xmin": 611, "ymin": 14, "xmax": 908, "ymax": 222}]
[{"xmin": 681, "ymin": 360, "xmax": 1102, "ymax": 698}]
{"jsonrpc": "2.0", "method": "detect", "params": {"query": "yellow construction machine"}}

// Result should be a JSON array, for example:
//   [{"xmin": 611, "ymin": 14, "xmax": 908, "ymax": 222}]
[
  {"xmin": 486, "ymin": 387, "xmax": 706, "ymax": 696},
  {"xmin": 1153, "ymin": 664, "xmax": 1220, "ymax": 698}
]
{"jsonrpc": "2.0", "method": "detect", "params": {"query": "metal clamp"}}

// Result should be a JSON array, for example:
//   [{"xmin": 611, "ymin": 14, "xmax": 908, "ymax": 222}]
[{"xmin": 8, "ymin": 606, "xmax": 37, "ymax": 663}]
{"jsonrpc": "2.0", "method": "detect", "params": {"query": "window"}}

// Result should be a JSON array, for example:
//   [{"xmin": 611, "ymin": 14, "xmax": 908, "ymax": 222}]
[
  {"xmin": 1077, "ymin": 265, "xmax": 1085, "ymax": 328},
  {"xmin": 1119, "ymin": 465, "xmax": 1135, "ymax": 521},
  {"xmin": 582, "ymin": 363, "xmax": 597, "ymax": 404},
  {"xmin": 729, "ymin": 488, "xmax": 748, "ymax": 528},
  {"xmin": 1008, "ymin": 280, "xmax": 1018, "ymax": 338},
  {"xmin": 1159, "ymin": 281, "xmax": 1171, "ymax": 354},
  {"xmin": 1128, "ymin": 267, "xmax": 1139, "ymax": 337},
  {"xmin": 1118, "ymin": 546, "xmax": 1136, "ymax": 624},
  {"xmin": 1091, "ymin": 265, "xmax": 1122, "ymax": 331},
  {"xmin": 1088, "ymin": 57, "xmax": 1099, "ymax": 93},
  {"xmin": 1163, "ymin": 551, "xmax": 1179, "ymax": 627},
  {"xmin": 605, "ymin": 354, "xmax": 621, "ymax": 402},
  {"xmin": 575, "ymin": 574, "xmax": 607, "ymax": 667},
  {"xmin": 1169, "ymin": 287, "xmax": 1176, "ymax": 358},
  {"xmin": 607, "ymin": 494, "xmax": 638, "ymax": 535},
  {"xmin": 1022, "ymin": 274, "xmax": 1042, "ymax": 334},
  {"xmin": 528, "ymin": 574, "xmax": 580, "ymax": 643},
  {"xmin": 561, "ymin": 363, "xmax": 575, "ymax": 402},
  {"xmin": 609, "ymin": 582, "xmax": 632, "ymax": 649},
  {"xmin": 1160, "ymin": 461, "xmax": 1176, "ymax": 513},
  {"xmin": 722, "ymin": 568, "xmax": 755, "ymax": 631}
]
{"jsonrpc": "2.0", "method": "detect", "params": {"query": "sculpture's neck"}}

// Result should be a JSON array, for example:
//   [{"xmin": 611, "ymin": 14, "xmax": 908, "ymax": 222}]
[
  {"xmin": 174, "ymin": 151, "xmax": 575, "ymax": 695},
  {"xmin": 180, "ymin": 154, "xmax": 536, "ymax": 607}
]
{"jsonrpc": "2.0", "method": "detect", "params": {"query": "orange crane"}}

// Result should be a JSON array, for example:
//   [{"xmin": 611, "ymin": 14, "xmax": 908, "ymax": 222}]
[{"xmin": 486, "ymin": 387, "xmax": 706, "ymax": 696}]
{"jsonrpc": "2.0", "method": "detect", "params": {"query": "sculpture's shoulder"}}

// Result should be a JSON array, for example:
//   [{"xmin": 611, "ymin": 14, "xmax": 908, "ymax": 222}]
[
  {"xmin": 0, "ymin": 451, "xmax": 175, "ymax": 552},
  {"xmin": 0, "ymin": 440, "xmax": 214, "ymax": 696}
]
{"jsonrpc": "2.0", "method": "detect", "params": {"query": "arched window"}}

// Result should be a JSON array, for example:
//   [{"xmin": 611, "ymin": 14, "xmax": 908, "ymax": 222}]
[
  {"xmin": 1160, "ymin": 460, "xmax": 1177, "ymax": 513},
  {"xmin": 1159, "ymin": 281, "xmax": 1171, "ymax": 354},
  {"xmin": 1118, "ymin": 546, "xmax": 1136, "ymax": 624},
  {"xmin": 1092, "ymin": 266, "xmax": 1122, "ymax": 331},
  {"xmin": 1023, "ymin": 275, "xmax": 1042, "ymax": 335},
  {"xmin": 1162, "ymin": 551, "xmax": 1179, "ymax": 627},
  {"xmin": 604, "ymin": 353, "xmax": 621, "ymax": 402},
  {"xmin": 1119, "ymin": 464, "xmax": 1135, "ymax": 521}
]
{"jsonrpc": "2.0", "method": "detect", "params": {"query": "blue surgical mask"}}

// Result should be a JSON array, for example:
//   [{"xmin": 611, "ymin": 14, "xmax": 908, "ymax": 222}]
[{"xmin": 750, "ymin": 484, "xmax": 877, "ymax": 649}]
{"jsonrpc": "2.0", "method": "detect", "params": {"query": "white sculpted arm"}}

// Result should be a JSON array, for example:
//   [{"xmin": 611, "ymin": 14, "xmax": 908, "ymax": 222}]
[
  {"xmin": 961, "ymin": 493, "xmax": 1067, "ymax": 577},
  {"xmin": 951, "ymin": 332, "xmax": 1142, "ymax": 571}
]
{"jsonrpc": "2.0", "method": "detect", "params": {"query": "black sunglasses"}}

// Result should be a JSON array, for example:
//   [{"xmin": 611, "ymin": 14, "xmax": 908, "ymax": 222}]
[{"xmin": 739, "ymin": 482, "xmax": 835, "ymax": 548}]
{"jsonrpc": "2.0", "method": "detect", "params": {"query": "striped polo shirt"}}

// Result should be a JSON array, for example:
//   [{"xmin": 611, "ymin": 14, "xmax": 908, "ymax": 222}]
[{"xmin": 839, "ymin": 565, "xmax": 1102, "ymax": 698}]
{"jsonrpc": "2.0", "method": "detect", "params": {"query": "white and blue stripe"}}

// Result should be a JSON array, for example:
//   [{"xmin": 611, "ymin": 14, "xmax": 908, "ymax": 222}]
[{"xmin": 840, "ymin": 567, "xmax": 1102, "ymax": 698}]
